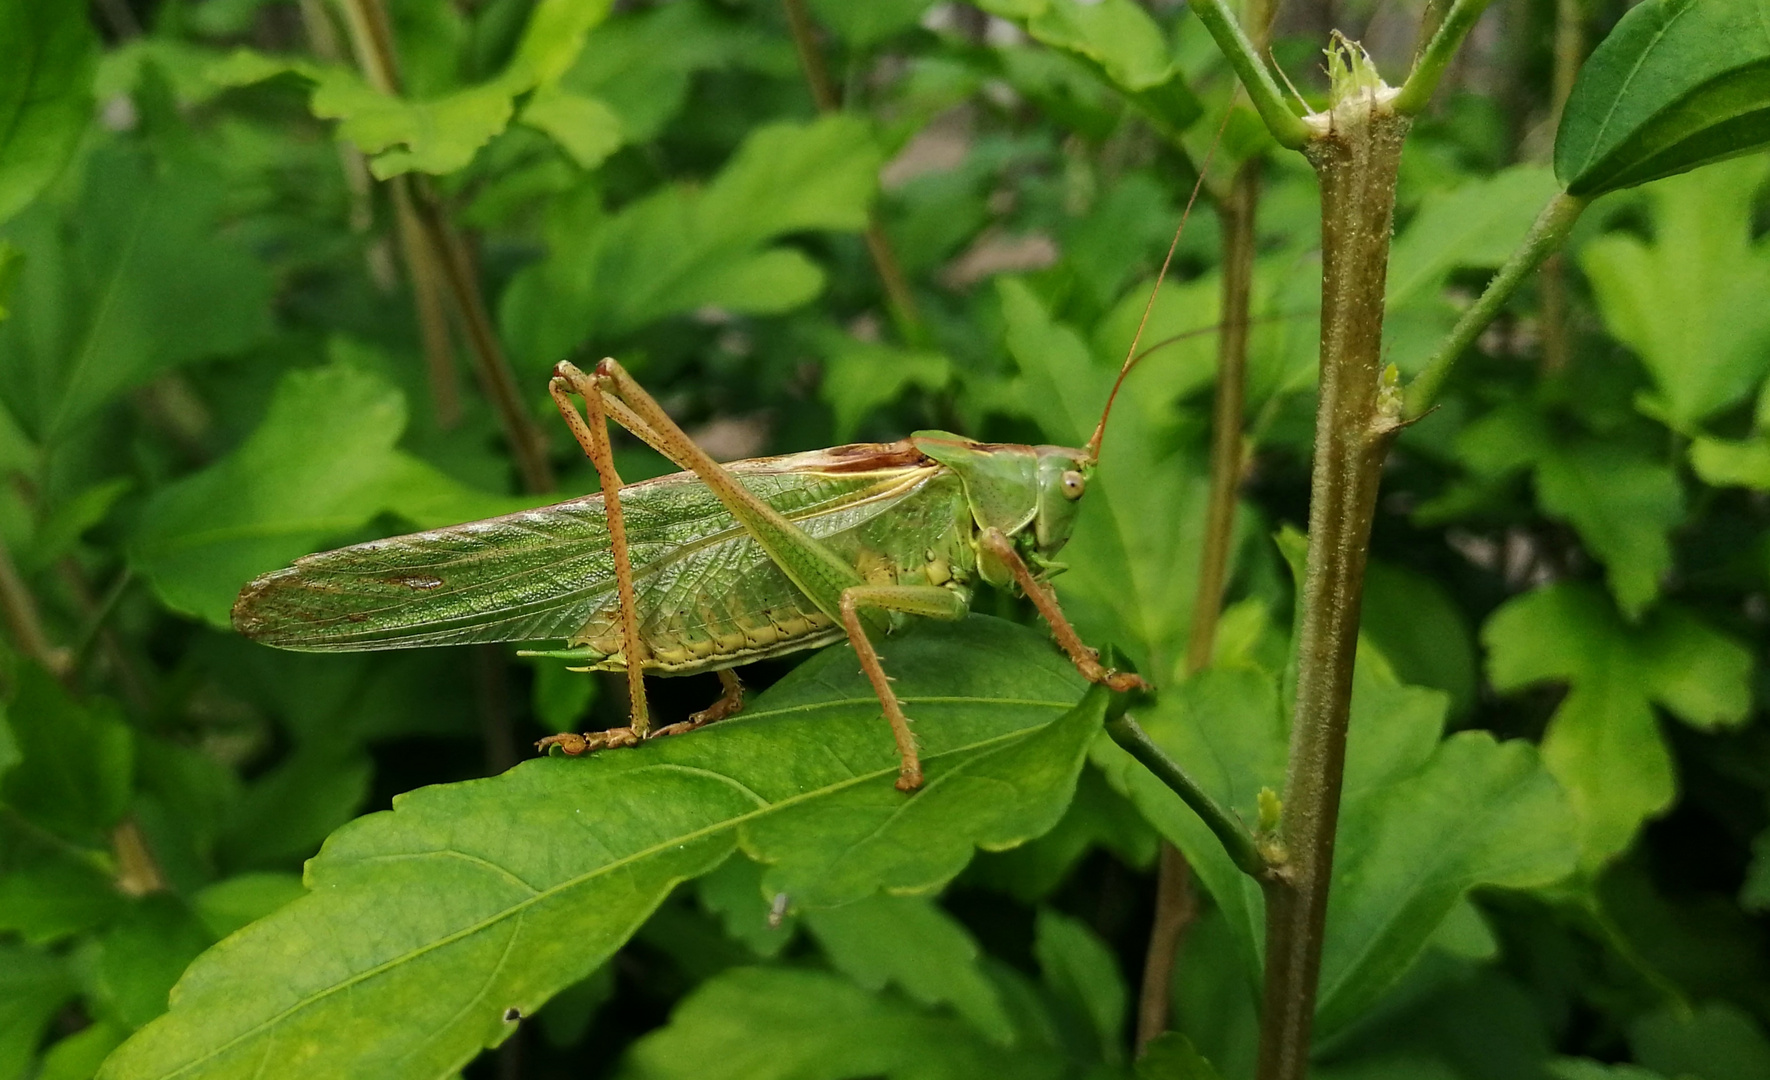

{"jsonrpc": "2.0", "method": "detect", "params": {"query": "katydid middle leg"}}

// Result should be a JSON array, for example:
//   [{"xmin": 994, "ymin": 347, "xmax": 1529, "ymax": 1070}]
[{"xmin": 838, "ymin": 584, "xmax": 971, "ymax": 792}]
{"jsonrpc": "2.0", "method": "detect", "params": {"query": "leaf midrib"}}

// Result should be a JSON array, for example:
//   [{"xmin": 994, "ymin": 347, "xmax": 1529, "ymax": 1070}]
[{"xmin": 152, "ymin": 694, "xmax": 1074, "ymax": 1079}]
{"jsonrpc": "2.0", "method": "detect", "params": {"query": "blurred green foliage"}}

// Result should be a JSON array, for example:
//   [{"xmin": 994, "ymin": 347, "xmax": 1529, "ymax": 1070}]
[{"xmin": 0, "ymin": 2, "xmax": 1765, "ymax": 1079}]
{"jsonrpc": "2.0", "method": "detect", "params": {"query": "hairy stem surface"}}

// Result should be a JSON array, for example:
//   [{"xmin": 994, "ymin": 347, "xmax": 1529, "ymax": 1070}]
[{"xmin": 1256, "ymin": 97, "xmax": 1409, "ymax": 1080}]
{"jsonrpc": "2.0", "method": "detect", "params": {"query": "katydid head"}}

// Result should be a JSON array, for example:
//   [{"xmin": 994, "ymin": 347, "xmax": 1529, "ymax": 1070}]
[{"xmin": 911, "ymin": 433, "xmax": 1090, "ymax": 571}]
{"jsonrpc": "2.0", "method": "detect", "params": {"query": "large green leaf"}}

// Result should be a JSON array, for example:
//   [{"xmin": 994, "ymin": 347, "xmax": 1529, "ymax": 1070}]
[
  {"xmin": 1556, "ymin": 0, "xmax": 1770, "ymax": 197},
  {"xmin": 803, "ymin": 894, "xmax": 1015, "ymax": 1043},
  {"xmin": 615, "ymin": 966, "xmax": 1065, "ymax": 1079},
  {"xmin": 977, "ymin": 0, "xmax": 1202, "ymax": 136},
  {"xmin": 560, "ymin": 2, "xmax": 794, "ymax": 145},
  {"xmin": 1533, "ymin": 442, "xmax": 1683, "ymax": 619},
  {"xmin": 212, "ymin": 0, "xmax": 615, "ymax": 178},
  {"xmin": 1032, "ymin": 907, "xmax": 1128, "ymax": 1065},
  {"xmin": 1447, "ymin": 404, "xmax": 1686, "ymax": 618},
  {"xmin": 1581, "ymin": 154, "xmax": 1770, "ymax": 429},
  {"xmin": 129, "ymin": 359, "xmax": 529, "ymax": 627},
  {"xmin": 500, "ymin": 115, "xmax": 881, "ymax": 367},
  {"xmin": 0, "ymin": 944, "xmax": 74, "ymax": 1080},
  {"xmin": 1484, "ymin": 583, "xmax": 1753, "ymax": 869},
  {"xmin": 99, "ymin": 618, "xmax": 1099, "ymax": 1080},
  {"xmin": 0, "ymin": 0, "xmax": 97, "ymax": 225},
  {"xmin": 0, "ymin": 666, "xmax": 132, "ymax": 847},
  {"xmin": 806, "ymin": 0, "xmax": 939, "ymax": 48},
  {"xmin": 1093, "ymin": 647, "xmax": 1576, "ymax": 1041},
  {"xmin": 0, "ymin": 143, "xmax": 270, "ymax": 444}
]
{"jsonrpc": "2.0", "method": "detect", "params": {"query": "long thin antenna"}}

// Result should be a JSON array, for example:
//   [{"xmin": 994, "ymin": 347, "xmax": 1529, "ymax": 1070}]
[{"xmin": 1084, "ymin": 110, "xmax": 1234, "ymax": 463}]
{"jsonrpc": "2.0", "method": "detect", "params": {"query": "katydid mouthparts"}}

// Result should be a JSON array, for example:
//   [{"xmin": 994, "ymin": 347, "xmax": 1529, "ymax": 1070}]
[{"xmin": 232, "ymin": 356, "xmax": 1143, "ymax": 792}]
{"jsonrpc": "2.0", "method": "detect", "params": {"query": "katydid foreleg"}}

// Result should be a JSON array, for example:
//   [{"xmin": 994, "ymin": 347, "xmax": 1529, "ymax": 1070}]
[
  {"xmin": 838, "ymin": 584, "xmax": 971, "ymax": 791},
  {"xmin": 979, "ymin": 528, "xmax": 1147, "ymax": 694}
]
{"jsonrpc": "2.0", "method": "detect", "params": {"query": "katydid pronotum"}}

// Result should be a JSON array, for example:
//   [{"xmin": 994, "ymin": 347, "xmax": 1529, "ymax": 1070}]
[{"xmin": 233, "ymin": 139, "xmax": 1218, "ymax": 792}]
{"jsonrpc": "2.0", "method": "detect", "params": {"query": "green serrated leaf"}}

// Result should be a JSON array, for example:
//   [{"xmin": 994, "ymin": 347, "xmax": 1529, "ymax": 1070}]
[
  {"xmin": 980, "ymin": 0, "xmax": 1201, "ymax": 134},
  {"xmin": 1556, "ymin": 0, "xmax": 1770, "ymax": 196},
  {"xmin": 804, "ymin": 894, "xmax": 1015, "ymax": 1044},
  {"xmin": 1386, "ymin": 165, "xmax": 1562, "ymax": 309},
  {"xmin": 214, "ymin": 749, "xmax": 373, "ymax": 870},
  {"xmin": 0, "ymin": 144, "xmax": 270, "ymax": 443},
  {"xmin": 0, "ymin": 0, "xmax": 97, "ymax": 225},
  {"xmin": 311, "ymin": 74, "xmax": 517, "ymax": 180},
  {"xmin": 560, "ymin": 2, "xmax": 794, "ymax": 144},
  {"xmin": 191, "ymin": 874, "xmax": 306, "ymax": 941},
  {"xmin": 500, "ymin": 115, "xmax": 880, "ymax": 366},
  {"xmin": 1744, "ymin": 827, "xmax": 1770, "ymax": 912},
  {"xmin": 86, "ymin": 897, "xmax": 216, "ymax": 1031},
  {"xmin": 129, "ymin": 361, "xmax": 527, "ymax": 627},
  {"xmin": 1484, "ymin": 583, "xmax": 1752, "ymax": 869},
  {"xmin": 520, "ymin": 85, "xmax": 623, "ymax": 169},
  {"xmin": 1360, "ymin": 561, "xmax": 1477, "ymax": 717},
  {"xmin": 821, "ymin": 341, "xmax": 951, "ymax": 442},
  {"xmin": 0, "ymin": 944, "xmax": 74, "ymax": 1080},
  {"xmin": 1580, "ymin": 154, "xmax": 1770, "ymax": 428},
  {"xmin": 1033, "ymin": 907, "xmax": 1127, "ymax": 1064},
  {"xmin": 694, "ymin": 854, "xmax": 795, "ymax": 959},
  {"xmin": 807, "ymin": 0, "xmax": 938, "ymax": 47},
  {"xmin": 1137, "ymin": 1032, "xmax": 1224, "ymax": 1080},
  {"xmin": 619, "ymin": 966, "xmax": 1066, "ymax": 1079},
  {"xmin": 1534, "ymin": 441, "xmax": 1683, "ymax": 619},
  {"xmin": 1629, "ymin": 1001, "xmax": 1770, "ymax": 1080},
  {"xmin": 964, "ymin": 763, "xmax": 1157, "ymax": 900},
  {"xmin": 0, "ymin": 666, "xmax": 132, "ymax": 845},
  {"xmin": 1690, "ymin": 434, "xmax": 1770, "ymax": 488},
  {"xmin": 1314, "ymin": 731, "xmax": 1575, "ymax": 1033},
  {"xmin": 98, "ymin": 618, "xmax": 1092, "ymax": 1080},
  {"xmin": 1547, "ymin": 1059, "xmax": 1668, "ymax": 1080},
  {"xmin": 0, "ymin": 847, "xmax": 124, "ymax": 945},
  {"xmin": 37, "ymin": 1021, "xmax": 129, "ymax": 1080},
  {"xmin": 1094, "ymin": 643, "xmax": 1575, "ymax": 1041}
]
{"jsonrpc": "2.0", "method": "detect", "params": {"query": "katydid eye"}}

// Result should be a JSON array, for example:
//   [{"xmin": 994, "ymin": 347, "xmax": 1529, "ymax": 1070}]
[{"xmin": 1060, "ymin": 471, "xmax": 1086, "ymax": 500}]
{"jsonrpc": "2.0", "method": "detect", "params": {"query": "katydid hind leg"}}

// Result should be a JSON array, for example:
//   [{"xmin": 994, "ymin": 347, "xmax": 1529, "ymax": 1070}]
[
  {"xmin": 838, "ymin": 584, "xmax": 970, "ymax": 792},
  {"xmin": 649, "ymin": 669, "xmax": 747, "ymax": 738},
  {"xmin": 585, "ymin": 357, "xmax": 868, "ymax": 621},
  {"xmin": 980, "ymin": 528, "xmax": 1147, "ymax": 693},
  {"xmin": 548, "ymin": 362, "xmax": 651, "ymax": 739}
]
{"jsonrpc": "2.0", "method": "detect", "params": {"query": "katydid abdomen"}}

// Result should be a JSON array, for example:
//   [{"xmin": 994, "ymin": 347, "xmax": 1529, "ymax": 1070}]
[{"xmin": 231, "ymin": 442, "xmax": 978, "ymax": 677}]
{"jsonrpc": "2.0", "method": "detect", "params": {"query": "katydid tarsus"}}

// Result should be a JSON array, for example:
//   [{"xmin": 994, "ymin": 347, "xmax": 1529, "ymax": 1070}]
[{"xmin": 232, "ymin": 146, "xmax": 1216, "ymax": 792}]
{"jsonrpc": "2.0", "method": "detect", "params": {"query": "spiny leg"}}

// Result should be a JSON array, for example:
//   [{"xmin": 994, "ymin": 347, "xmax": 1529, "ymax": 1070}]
[
  {"xmin": 547, "ymin": 362, "xmax": 651, "ymax": 742},
  {"xmin": 649, "ymin": 668, "xmax": 746, "ymax": 739},
  {"xmin": 979, "ymin": 527, "xmax": 1147, "ymax": 693},
  {"xmin": 838, "ymin": 584, "xmax": 970, "ymax": 792}
]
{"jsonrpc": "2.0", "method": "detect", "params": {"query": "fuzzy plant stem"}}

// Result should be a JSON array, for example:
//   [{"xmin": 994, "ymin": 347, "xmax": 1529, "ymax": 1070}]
[
  {"xmin": 1255, "ymin": 98, "xmax": 1411, "ymax": 1080},
  {"xmin": 1105, "ymin": 713, "xmax": 1268, "ymax": 879},
  {"xmin": 1394, "ymin": 0, "xmax": 1497, "ymax": 114},
  {"xmin": 1403, "ymin": 191, "xmax": 1588, "ymax": 418}
]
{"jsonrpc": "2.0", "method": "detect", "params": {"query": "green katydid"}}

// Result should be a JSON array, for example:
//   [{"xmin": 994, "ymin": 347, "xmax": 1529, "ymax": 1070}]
[
  {"xmin": 232, "ymin": 360, "xmax": 1140, "ymax": 791},
  {"xmin": 232, "ymin": 144, "xmax": 1217, "ymax": 793}
]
